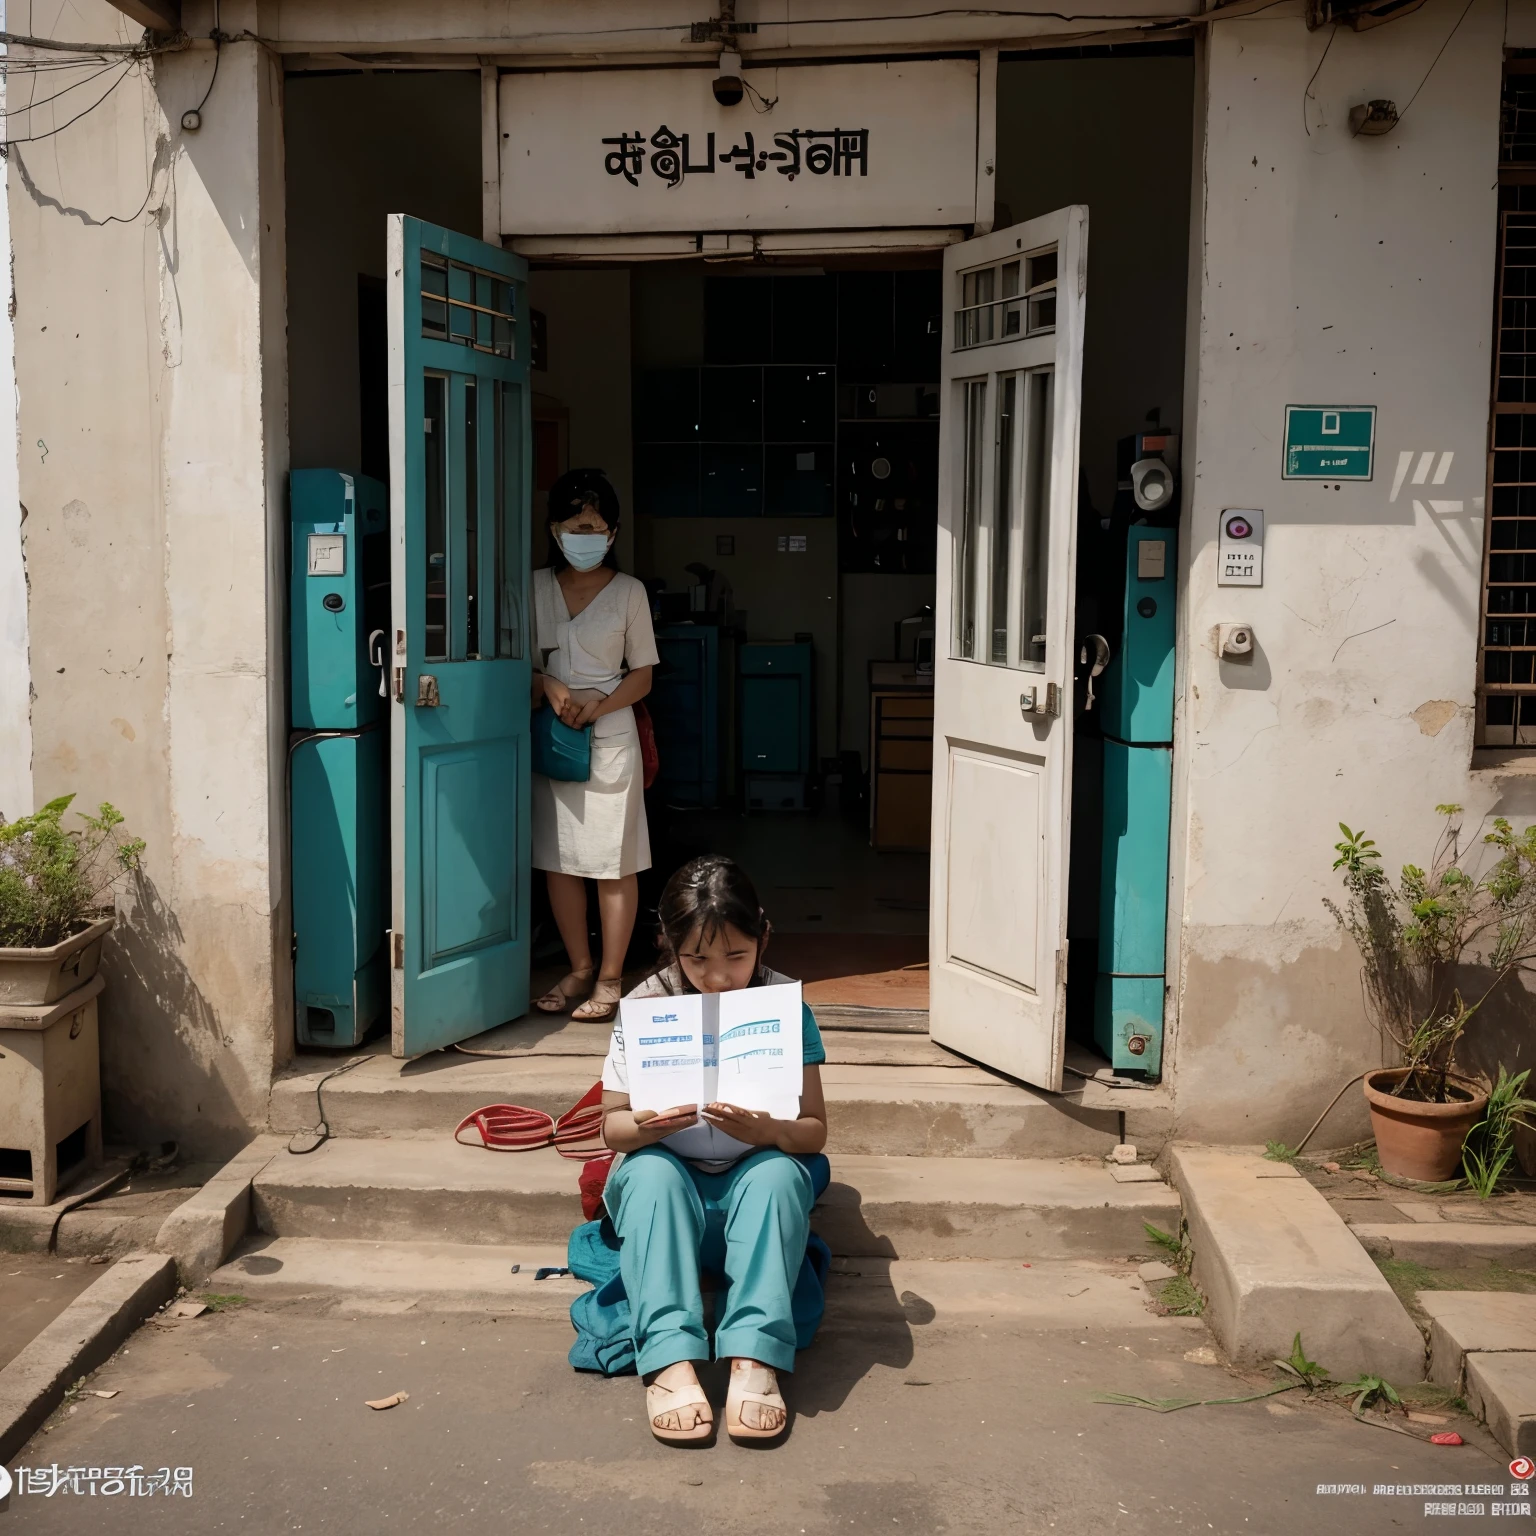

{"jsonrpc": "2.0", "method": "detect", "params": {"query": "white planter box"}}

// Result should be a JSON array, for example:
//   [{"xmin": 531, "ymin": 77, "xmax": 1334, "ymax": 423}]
[{"xmin": 0, "ymin": 916, "xmax": 114, "ymax": 1007}]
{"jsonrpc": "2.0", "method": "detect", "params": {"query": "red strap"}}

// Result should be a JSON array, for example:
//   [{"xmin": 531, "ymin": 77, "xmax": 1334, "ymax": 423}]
[
  {"xmin": 552, "ymin": 1079, "xmax": 607, "ymax": 1160},
  {"xmin": 454, "ymin": 1080, "xmax": 607, "ymax": 1156}
]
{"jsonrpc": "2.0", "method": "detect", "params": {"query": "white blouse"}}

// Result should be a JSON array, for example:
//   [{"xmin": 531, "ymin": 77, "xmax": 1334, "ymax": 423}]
[{"xmin": 532, "ymin": 569, "xmax": 660, "ymax": 738}]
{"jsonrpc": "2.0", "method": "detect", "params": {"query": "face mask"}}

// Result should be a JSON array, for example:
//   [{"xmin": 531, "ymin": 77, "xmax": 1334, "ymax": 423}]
[{"xmin": 558, "ymin": 531, "xmax": 611, "ymax": 571}]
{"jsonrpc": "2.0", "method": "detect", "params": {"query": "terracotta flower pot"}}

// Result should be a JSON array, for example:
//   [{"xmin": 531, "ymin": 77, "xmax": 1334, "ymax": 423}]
[{"xmin": 1363, "ymin": 1067, "xmax": 1488, "ymax": 1183}]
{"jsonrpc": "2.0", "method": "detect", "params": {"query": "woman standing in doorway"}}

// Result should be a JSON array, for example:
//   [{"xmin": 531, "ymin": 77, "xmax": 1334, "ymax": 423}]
[{"xmin": 531, "ymin": 468, "xmax": 659, "ymax": 1023}]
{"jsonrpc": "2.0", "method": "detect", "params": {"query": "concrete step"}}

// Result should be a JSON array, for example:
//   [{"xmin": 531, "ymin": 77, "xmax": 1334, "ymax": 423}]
[
  {"xmin": 210, "ymin": 1235, "xmax": 1184, "ymax": 1331},
  {"xmin": 267, "ymin": 1046, "xmax": 1158, "ymax": 1159},
  {"xmin": 1169, "ymin": 1145, "xmax": 1426, "ymax": 1384},
  {"xmin": 1423, "ymin": 1289, "xmax": 1536, "ymax": 1456},
  {"xmin": 1353, "ymin": 1223, "xmax": 1536, "ymax": 1269},
  {"xmin": 1421, "ymin": 1291, "xmax": 1536, "ymax": 1390},
  {"xmin": 250, "ymin": 1137, "xmax": 1180, "ymax": 1261}
]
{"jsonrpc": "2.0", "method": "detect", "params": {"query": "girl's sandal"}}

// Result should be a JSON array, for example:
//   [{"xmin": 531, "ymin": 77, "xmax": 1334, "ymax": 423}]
[
  {"xmin": 535, "ymin": 967, "xmax": 595, "ymax": 1014},
  {"xmin": 645, "ymin": 1380, "xmax": 714, "ymax": 1445},
  {"xmin": 725, "ymin": 1359, "xmax": 788, "ymax": 1442},
  {"xmin": 572, "ymin": 977, "xmax": 623, "ymax": 1024}
]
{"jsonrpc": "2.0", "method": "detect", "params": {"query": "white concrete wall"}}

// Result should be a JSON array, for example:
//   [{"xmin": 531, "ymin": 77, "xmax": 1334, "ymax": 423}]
[
  {"xmin": 0, "ymin": 25, "xmax": 29, "ymax": 824},
  {"xmin": 1170, "ymin": 0, "xmax": 1512, "ymax": 1142},
  {"xmin": 9, "ymin": 6, "xmax": 288, "ymax": 1157}
]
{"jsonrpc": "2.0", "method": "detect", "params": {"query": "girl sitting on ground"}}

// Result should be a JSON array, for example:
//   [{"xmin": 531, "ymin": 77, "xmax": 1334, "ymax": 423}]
[{"xmin": 599, "ymin": 854, "xmax": 828, "ymax": 1445}]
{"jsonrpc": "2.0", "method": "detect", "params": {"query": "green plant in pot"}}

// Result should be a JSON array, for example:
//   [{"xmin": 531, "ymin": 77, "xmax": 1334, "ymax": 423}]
[
  {"xmin": 0, "ymin": 795, "xmax": 145, "ymax": 1007},
  {"xmin": 1327, "ymin": 807, "xmax": 1536, "ymax": 1183}
]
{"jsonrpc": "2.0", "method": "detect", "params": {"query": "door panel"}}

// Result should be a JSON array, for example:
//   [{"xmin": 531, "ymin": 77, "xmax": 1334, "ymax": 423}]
[
  {"xmin": 928, "ymin": 207, "xmax": 1087, "ymax": 1090},
  {"xmin": 945, "ymin": 747, "xmax": 1041, "ymax": 989},
  {"xmin": 389, "ymin": 215, "xmax": 532, "ymax": 1056}
]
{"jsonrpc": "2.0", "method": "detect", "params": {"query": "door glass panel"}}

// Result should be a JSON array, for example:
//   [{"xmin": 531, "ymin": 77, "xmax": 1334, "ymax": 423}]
[
  {"xmin": 423, "ymin": 373, "xmax": 448, "ymax": 661},
  {"xmin": 953, "ymin": 379, "xmax": 987, "ymax": 659},
  {"xmin": 1020, "ymin": 369, "xmax": 1054, "ymax": 670},
  {"xmin": 954, "ymin": 247, "xmax": 1057, "ymax": 350},
  {"xmin": 465, "ymin": 379, "xmax": 479, "ymax": 658},
  {"xmin": 959, "ymin": 267, "xmax": 995, "ymax": 348},
  {"xmin": 990, "ymin": 374, "xmax": 1018, "ymax": 663},
  {"xmin": 1000, "ymin": 262, "xmax": 1022, "ymax": 338},
  {"xmin": 495, "ymin": 380, "xmax": 524, "ymax": 659}
]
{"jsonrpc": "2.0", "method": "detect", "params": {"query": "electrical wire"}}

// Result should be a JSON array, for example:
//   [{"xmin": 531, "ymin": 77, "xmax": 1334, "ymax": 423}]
[
  {"xmin": 0, "ymin": 59, "xmax": 118, "ymax": 116},
  {"xmin": 184, "ymin": 30, "xmax": 221, "ymax": 124},
  {"xmin": 0, "ymin": 28, "xmax": 175, "ymax": 56},
  {"xmin": 0, "ymin": 59, "xmax": 136, "ymax": 147},
  {"xmin": 1392, "ymin": 0, "xmax": 1478, "ymax": 124},
  {"xmin": 1301, "ymin": 22, "xmax": 1336, "ymax": 136},
  {"xmin": 225, "ymin": 0, "xmax": 1292, "ymax": 54}
]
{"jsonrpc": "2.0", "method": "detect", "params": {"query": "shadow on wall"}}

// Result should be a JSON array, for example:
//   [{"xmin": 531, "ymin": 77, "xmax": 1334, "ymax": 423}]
[{"xmin": 98, "ymin": 869, "xmax": 250, "ymax": 1161}]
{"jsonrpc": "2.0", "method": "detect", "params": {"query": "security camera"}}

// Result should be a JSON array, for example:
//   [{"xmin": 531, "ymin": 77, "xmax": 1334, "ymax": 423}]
[{"xmin": 713, "ymin": 48, "xmax": 744, "ymax": 106}]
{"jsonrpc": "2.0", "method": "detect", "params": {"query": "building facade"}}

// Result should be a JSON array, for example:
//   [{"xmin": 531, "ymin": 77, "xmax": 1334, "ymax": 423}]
[{"xmin": 4, "ymin": 0, "xmax": 1532, "ymax": 1159}]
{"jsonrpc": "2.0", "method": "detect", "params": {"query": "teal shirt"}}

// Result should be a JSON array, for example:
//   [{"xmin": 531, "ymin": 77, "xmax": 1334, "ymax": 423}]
[{"xmin": 800, "ymin": 1002, "xmax": 827, "ymax": 1067}]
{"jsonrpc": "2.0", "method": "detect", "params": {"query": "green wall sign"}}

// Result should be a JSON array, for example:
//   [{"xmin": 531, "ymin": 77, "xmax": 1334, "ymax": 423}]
[{"xmin": 1283, "ymin": 405, "xmax": 1376, "ymax": 481}]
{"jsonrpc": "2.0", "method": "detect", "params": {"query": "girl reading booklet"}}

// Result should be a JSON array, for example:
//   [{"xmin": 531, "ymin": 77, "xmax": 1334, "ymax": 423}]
[{"xmin": 600, "ymin": 854, "xmax": 828, "ymax": 1445}]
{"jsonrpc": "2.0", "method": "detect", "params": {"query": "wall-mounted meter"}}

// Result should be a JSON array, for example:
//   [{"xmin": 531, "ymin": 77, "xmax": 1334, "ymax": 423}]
[{"xmin": 1218, "ymin": 507, "xmax": 1264, "ymax": 587}]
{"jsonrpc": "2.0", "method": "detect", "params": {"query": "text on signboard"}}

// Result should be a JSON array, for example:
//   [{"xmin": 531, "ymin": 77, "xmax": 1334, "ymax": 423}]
[{"xmin": 602, "ymin": 126, "xmax": 871, "ymax": 186}]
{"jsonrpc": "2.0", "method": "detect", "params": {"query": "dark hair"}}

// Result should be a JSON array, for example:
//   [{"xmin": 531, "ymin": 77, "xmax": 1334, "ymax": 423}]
[
  {"xmin": 546, "ymin": 467, "xmax": 620, "ymax": 572},
  {"xmin": 653, "ymin": 855, "xmax": 769, "ymax": 993}
]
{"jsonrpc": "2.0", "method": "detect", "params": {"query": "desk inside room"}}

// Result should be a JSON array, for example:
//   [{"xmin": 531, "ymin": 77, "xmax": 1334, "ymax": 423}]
[{"xmin": 868, "ymin": 661, "xmax": 933, "ymax": 851}]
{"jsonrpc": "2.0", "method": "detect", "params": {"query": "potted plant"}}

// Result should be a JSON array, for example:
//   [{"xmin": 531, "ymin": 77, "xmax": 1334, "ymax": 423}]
[
  {"xmin": 1327, "ymin": 807, "xmax": 1536, "ymax": 1182},
  {"xmin": 0, "ymin": 795, "xmax": 145, "ymax": 1006}
]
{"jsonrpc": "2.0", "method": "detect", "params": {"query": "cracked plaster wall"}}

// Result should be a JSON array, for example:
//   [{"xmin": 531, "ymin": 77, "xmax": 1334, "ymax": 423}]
[
  {"xmin": 1170, "ymin": 1, "xmax": 1522, "ymax": 1143},
  {"xmin": 9, "ymin": 3, "xmax": 289, "ymax": 1159}
]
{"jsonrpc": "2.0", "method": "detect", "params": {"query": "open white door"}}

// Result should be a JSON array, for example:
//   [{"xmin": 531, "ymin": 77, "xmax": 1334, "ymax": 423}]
[{"xmin": 928, "ymin": 207, "xmax": 1088, "ymax": 1092}]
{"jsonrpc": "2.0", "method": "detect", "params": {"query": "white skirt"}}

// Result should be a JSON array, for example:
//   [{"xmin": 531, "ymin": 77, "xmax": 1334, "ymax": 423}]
[{"xmin": 531, "ymin": 707, "xmax": 651, "ymax": 880}]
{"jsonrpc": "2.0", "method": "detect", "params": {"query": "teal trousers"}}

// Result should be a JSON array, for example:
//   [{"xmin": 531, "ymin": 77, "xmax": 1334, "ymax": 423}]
[{"xmin": 605, "ymin": 1145, "xmax": 814, "ymax": 1376}]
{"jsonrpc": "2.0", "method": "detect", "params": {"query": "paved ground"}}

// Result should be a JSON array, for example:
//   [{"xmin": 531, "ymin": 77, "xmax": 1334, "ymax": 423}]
[
  {"xmin": 1, "ymin": 1292, "xmax": 1515, "ymax": 1534},
  {"xmin": 0, "ymin": 1255, "xmax": 108, "ymax": 1370}
]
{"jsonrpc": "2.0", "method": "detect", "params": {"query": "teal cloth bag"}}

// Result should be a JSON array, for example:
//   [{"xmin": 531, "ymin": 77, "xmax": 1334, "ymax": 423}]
[{"xmin": 532, "ymin": 705, "xmax": 592, "ymax": 782}]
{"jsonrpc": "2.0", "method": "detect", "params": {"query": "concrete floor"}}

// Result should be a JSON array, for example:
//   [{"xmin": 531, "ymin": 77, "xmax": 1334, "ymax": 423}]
[
  {"xmin": 659, "ymin": 802, "xmax": 928, "ymax": 936},
  {"xmin": 3, "ymin": 1297, "xmax": 1502, "ymax": 1534}
]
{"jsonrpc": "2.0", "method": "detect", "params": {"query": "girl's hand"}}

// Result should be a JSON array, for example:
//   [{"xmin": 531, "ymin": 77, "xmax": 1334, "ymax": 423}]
[
  {"xmin": 700, "ymin": 1102, "xmax": 781, "ymax": 1147},
  {"xmin": 633, "ymin": 1105, "xmax": 699, "ymax": 1141},
  {"xmin": 571, "ymin": 695, "xmax": 603, "ymax": 729}
]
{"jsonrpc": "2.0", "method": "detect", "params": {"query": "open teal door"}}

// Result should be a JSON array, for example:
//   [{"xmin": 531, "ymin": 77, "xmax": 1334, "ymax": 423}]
[{"xmin": 387, "ymin": 216, "xmax": 531, "ymax": 1057}]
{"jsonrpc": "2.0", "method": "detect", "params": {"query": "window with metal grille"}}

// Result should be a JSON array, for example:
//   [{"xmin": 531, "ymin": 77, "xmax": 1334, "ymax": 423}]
[{"xmin": 1481, "ymin": 57, "xmax": 1536, "ymax": 745}]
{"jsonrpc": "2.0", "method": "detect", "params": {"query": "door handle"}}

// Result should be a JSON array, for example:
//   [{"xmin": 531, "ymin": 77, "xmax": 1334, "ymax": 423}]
[
  {"xmin": 1020, "ymin": 683, "xmax": 1061, "ymax": 718},
  {"xmin": 368, "ymin": 629, "xmax": 388, "ymax": 699},
  {"xmin": 416, "ymin": 673, "xmax": 441, "ymax": 708}
]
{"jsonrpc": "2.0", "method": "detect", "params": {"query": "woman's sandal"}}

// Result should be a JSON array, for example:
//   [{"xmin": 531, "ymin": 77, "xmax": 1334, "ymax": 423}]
[
  {"xmin": 571, "ymin": 977, "xmax": 623, "ymax": 1024},
  {"xmin": 645, "ymin": 1378, "xmax": 714, "ymax": 1445},
  {"xmin": 534, "ymin": 967, "xmax": 595, "ymax": 1015},
  {"xmin": 725, "ymin": 1359, "xmax": 788, "ymax": 1442}
]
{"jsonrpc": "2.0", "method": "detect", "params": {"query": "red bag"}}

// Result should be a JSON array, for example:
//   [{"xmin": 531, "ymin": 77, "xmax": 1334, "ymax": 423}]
[
  {"xmin": 634, "ymin": 700, "xmax": 660, "ymax": 790},
  {"xmin": 454, "ymin": 1081, "xmax": 616, "ymax": 1222}
]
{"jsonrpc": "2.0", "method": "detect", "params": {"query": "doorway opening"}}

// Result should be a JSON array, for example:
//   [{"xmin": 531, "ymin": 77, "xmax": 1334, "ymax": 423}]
[
  {"xmin": 282, "ymin": 44, "xmax": 1195, "ymax": 1075},
  {"xmin": 526, "ymin": 260, "xmax": 940, "ymax": 1025}
]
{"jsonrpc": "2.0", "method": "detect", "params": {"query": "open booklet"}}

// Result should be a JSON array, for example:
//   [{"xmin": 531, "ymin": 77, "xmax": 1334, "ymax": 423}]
[{"xmin": 622, "ymin": 981, "xmax": 804, "ymax": 1123}]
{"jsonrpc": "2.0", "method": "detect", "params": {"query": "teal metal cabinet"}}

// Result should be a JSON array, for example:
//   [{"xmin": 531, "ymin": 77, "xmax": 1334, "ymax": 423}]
[
  {"xmin": 1094, "ymin": 526, "xmax": 1177, "ymax": 1075},
  {"xmin": 652, "ymin": 624, "xmax": 720, "ymax": 807},
  {"xmin": 291, "ymin": 729, "xmax": 388, "ymax": 1045},
  {"xmin": 290, "ymin": 471, "xmax": 388, "ymax": 730},
  {"xmin": 289, "ymin": 469, "xmax": 390, "ymax": 1048},
  {"xmin": 739, "ymin": 640, "xmax": 813, "ymax": 808}
]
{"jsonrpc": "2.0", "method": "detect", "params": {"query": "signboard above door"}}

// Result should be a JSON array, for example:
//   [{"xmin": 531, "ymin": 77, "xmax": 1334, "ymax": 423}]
[{"xmin": 498, "ymin": 59, "xmax": 980, "ymax": 238}]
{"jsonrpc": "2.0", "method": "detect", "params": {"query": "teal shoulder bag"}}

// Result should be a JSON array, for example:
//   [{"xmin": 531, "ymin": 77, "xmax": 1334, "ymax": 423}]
[{"xmin": 532, "ymin": 704, "xmax": 592, "ymax": 782}]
